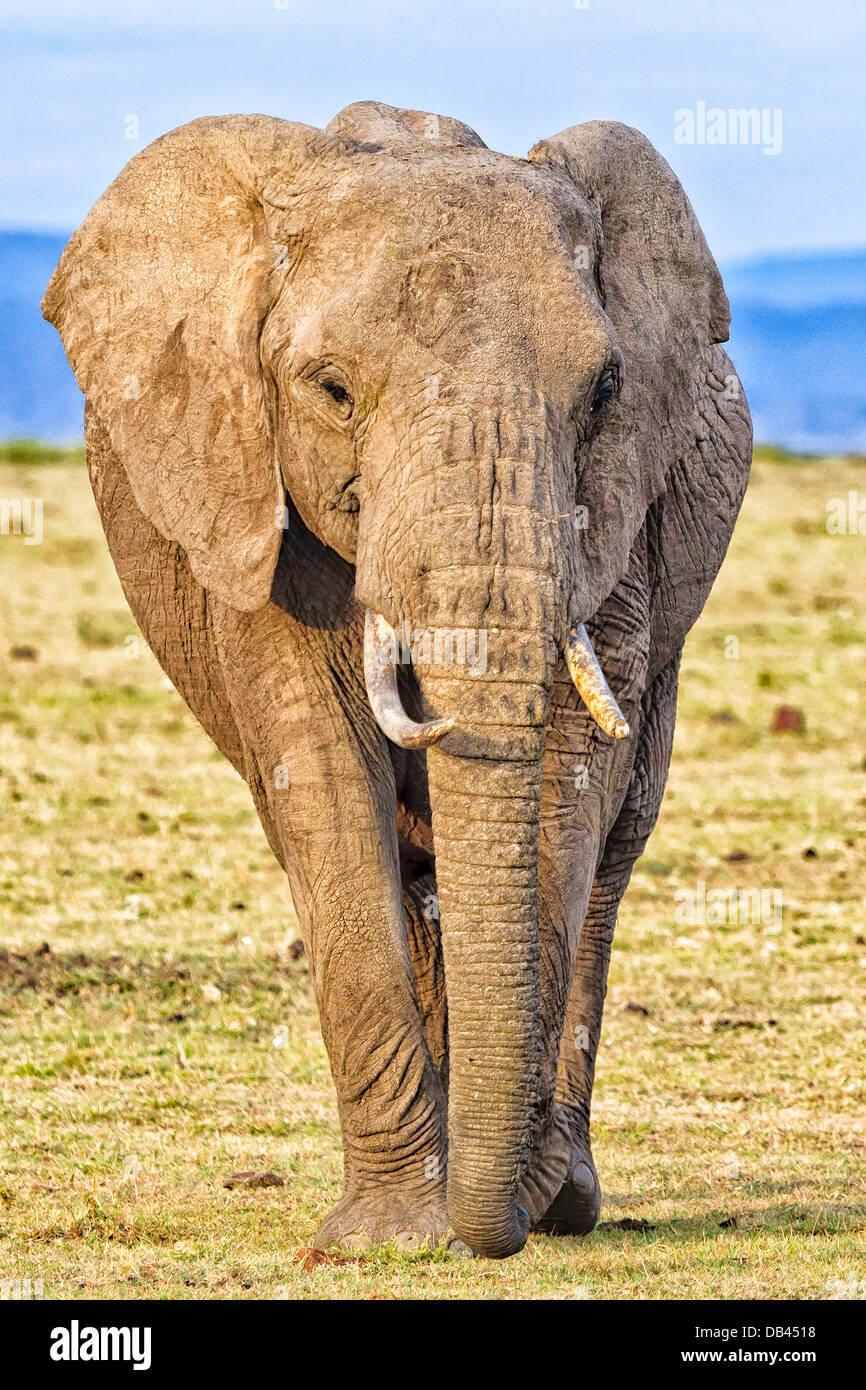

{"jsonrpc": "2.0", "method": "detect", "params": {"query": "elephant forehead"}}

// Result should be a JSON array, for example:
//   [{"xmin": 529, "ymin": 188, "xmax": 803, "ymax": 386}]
[
  {"xmin": 301, "ymin": 159, "xmax": 605, "ymax": 365},
  {"xmin": 315, "ymin": 151, "xmax": 597, "ymax": 271},
  {"xmin": 397, "ymin": 252, "xmax": 477, "ymax": 350}
]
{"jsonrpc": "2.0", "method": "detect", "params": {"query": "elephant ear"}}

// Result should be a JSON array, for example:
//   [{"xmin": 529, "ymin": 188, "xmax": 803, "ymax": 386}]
[
  {"xmin": 43, "ymin": 115, "xmax": 341, "ymax": 611},
  {"xmin": 528, "ymin": 121, "xmax": 731, "ymax": 620}
]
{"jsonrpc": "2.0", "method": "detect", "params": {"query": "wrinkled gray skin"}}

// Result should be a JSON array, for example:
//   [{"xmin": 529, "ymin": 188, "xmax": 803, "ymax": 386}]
[{"xmin": 44, "ymin": 101, "xmax": 751, "ymax": 1259}]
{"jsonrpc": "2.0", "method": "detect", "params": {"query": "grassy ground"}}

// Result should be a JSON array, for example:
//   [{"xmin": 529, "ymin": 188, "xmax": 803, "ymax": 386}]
[{"xmin": 0, "ymin": 444, "xmax": 863, "ymax": 1300}]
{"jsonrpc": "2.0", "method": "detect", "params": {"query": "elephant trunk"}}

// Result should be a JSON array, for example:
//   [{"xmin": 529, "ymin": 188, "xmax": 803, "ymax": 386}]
[
  {"xmin": 361, "ymin": 613, "xmax": 629, "ymax": 1254},
  {"xmin": 409, "ymin": 576, "xmax": 558, "ymax": 1257},
  {"xmin": 363, "ymin": 607, "xmax": 551, "ymax": 1255},
  {"xmin": 426, "ymin": 740, "xmax": 545, "ymax": 1257}
]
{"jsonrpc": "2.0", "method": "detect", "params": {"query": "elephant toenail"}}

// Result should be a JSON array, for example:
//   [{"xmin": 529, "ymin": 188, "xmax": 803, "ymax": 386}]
[
  {"xmin": 570, "ymin": 1162, "xmax": 596, "ymax": 1192},
  {"xmin": 445, "ymin": 1237, "xmax": 475, "ymax": 1257},
  {"xmin": 393, "ymin": 1232, "xmax": 424, "ymax": 1252}
]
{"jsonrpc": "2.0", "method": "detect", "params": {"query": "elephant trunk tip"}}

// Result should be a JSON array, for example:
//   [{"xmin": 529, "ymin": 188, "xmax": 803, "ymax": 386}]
[{"xmin": 449, "ymin": 1201, "xmax": 531, "ymax": 1260}]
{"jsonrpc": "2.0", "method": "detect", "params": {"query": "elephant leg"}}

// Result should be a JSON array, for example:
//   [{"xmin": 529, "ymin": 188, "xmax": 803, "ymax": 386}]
[
  {"xmin": 210, "ymin": 596, "xmax": 451, "ymax": 1252},
  {"xmin": 300, "ymin": 834, "xmax": 450, "ymax": 1253},
  {"xmin": 402, "ymin": 869, "xmax": 448, "ymax": 1090},
  {"xmin": 537, "ymin": 654, "xmax": 680, "ymax": 1234},
  {"xmin": 394, "ymin": 763, "xmax": 448, "ymax": 1089}
]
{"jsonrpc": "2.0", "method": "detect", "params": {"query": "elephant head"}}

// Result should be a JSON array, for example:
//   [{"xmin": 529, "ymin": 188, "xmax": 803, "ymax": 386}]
[{"xmin": 44, "ymin": 100, "xmax": 731, "ymax": 1257}]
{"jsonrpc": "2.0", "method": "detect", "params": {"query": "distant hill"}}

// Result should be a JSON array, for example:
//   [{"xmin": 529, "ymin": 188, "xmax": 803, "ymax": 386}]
[
  {"xmin": 723, "ymin": 250, "xmax": 866, "ymax": 455},
  {"xmin": 0, "ymin": 232, "xmax": 83, "ymax": 443},
  {"xmin": 1, "ymin": 231, "xmax": 864, "ymax": 454}
]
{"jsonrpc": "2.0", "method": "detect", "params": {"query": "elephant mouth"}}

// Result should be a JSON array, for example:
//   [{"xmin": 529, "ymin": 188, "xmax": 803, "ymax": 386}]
[{"xmin": 362, "ymin": 609, "xmax": 630, "ymax": 749}]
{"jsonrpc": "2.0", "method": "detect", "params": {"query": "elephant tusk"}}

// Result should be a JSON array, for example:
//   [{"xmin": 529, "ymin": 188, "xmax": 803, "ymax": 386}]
[
  {"xmin": 363, "ymin": 611, "xmax": 455, "ymax": 750},
  {"xmin": 565, "ymin": 624, "xmax": 630, "ymax": 740}
]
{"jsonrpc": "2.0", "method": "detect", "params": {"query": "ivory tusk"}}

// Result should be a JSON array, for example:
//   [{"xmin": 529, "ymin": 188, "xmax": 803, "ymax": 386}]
[
  {"xmin": 565, "ymin": 624, "xmax": 630, "ymax": 740},
  {"xmin": 363, "ymin": 611, "xmax": 455, "ymax": 750}
]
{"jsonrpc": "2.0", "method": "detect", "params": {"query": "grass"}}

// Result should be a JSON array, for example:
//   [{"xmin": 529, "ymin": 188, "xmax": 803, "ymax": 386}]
[
  {"xmin": 0, "ymin": 444, "xmax": 864, "ymax": 1300},
  {"xmin": 0, "ymin": 439, "xmax": 86, "ymax": 467}
]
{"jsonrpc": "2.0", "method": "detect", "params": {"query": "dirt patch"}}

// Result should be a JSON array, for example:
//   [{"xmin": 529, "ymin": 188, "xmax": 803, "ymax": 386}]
[
  {"xmin": 0, "ymin": 943, "xmax": 306, "ymax": 1004},
  {"xmin": 0, "ymin": 944, "xmax": 142, "ymax": 1001},
  {"xmin": 222, "ymin": 1171, "xmax": 284, "ymax": 1190},
  {"xmin": 600, "ymin": 1218, "xmax": 657, "ymax": 1233},
  {"xmin": 296, "ymin": 1247, "xmax": 364, "ymax": 1270}
]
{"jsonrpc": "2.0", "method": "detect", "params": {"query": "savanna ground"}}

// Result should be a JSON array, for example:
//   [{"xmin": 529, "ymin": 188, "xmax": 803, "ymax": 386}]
[{"xmin": 0, "ymin": 441, "xmax": 863, "ymax": 1301}]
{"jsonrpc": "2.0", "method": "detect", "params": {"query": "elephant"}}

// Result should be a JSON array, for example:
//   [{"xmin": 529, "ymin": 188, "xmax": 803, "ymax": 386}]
[{"xmin": 43, "ymin": 100, "xmax": 751, "ymax": 1259}]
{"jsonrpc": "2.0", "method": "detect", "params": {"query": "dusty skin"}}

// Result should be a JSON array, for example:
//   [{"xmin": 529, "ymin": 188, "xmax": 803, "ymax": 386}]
[{"xmin": 43, "ymin": 100, "xmax": 751, "ymax": 1258}]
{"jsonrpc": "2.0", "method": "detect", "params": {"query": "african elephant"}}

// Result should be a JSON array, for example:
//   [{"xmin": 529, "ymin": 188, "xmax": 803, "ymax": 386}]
[{"xmin": 43, "ymin": 100, "xmax": 751, "ymax": 1259}]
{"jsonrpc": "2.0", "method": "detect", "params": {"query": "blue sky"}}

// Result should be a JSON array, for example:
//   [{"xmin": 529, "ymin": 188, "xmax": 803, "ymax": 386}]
[{"xmin": 2, "ymin": 0, "xmax": 864, "ymax": 260}]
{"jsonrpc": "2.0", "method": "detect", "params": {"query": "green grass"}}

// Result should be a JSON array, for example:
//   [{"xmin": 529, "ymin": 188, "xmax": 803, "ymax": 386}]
[
  {"xmin": 0, "ymin": 439, "xmax": 86, "ymax": 467},
  {"xmin": 0, "ymin": 444, "xmax": 864, "ymax": 1299}
]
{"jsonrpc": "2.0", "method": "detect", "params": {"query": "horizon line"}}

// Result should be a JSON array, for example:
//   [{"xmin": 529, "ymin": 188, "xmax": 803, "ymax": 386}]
[{"xmin": 2, "ymin": 223, "xmax": 866, "ymax": 269}]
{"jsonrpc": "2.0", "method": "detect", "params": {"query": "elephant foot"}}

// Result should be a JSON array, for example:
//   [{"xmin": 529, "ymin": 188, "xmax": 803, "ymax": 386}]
[
  {"xmin": 532, "ymin": 1140, "xmax": 601, "ymax": 1236},
  {"xmin": 517, "ymin": 1103, "xmax": 576, "ymax": 1229},
  {"xmin": 313, "ymin": 1187, "xmax": 472, "ymax": 1256}
]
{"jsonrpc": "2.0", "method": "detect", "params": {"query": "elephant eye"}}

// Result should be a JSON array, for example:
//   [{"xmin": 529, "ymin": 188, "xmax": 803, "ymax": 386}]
[
  {"xmin": 589, "ymin": 366, "xmax": 619, "ymax": 419},
  {"xmin": 318, "ymin": 375, "xmax": 354, "ymax": 418}
]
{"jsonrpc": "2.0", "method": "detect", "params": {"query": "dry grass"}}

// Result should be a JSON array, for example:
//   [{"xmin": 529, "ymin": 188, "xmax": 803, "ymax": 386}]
[{"xmin": 0, "ymin": 447, "xmax": 863, "ymax": 1299}]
